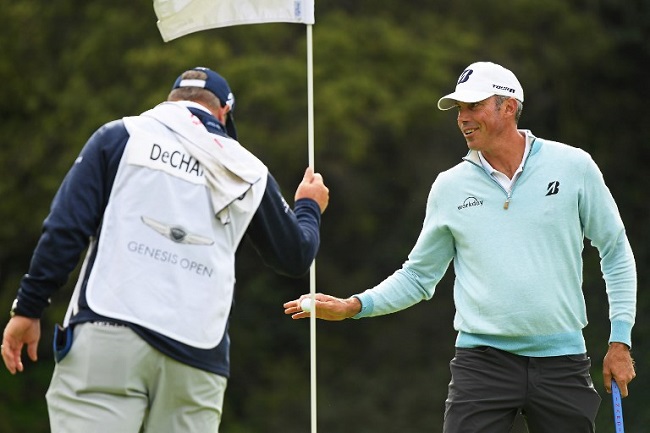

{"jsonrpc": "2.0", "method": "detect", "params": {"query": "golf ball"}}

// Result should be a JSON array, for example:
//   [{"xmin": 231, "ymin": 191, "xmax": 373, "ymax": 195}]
[{"xmin": 300, "ymin": 298, "xmax": 312, "ymax": 313}]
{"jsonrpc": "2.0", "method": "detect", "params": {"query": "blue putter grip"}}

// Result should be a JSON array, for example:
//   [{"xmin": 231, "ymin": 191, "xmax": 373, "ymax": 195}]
[{"xmin": 611, "ymin": 380, "xmax": 624, "ymax": 433}]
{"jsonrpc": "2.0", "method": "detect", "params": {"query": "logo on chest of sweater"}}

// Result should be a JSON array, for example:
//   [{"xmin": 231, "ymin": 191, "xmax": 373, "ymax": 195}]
[
  {"xmin": 457, "ymin": 196, "xmax": 483, "ymax": 210},
  {"xmin": 545, "ymin": 181, "xmax": 560, "ymax": 196}
]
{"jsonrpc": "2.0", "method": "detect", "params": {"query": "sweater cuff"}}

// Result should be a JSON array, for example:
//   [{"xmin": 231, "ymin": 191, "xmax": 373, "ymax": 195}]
[
  {"xmin": 351, "ymin": 293, "xmax": 373, "ymax": 319},
  {"xmin": 609, "ymin": 320, "xmax": 633, "ymax": 348}
]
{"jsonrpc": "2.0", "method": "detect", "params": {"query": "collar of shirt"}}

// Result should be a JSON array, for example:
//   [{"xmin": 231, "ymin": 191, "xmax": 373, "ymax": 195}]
[{"xmin": 478, "ymin": 134, "xmax": 532, "ymax": 192}]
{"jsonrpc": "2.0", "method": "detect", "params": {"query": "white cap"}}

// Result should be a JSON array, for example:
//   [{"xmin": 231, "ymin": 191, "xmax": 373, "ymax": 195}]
[{"xmin": 437, "ymin": 62, "xmax": 524, "ymax": 110}]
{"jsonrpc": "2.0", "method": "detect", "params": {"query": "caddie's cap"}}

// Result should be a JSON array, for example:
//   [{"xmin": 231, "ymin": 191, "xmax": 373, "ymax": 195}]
[
  {"xmin": 437, "ymin": 62, "xmax": 524, "ymax": 110},
  {"xmin": 172, "ymin": 67, "xmax": 238, "ymax": 139}
]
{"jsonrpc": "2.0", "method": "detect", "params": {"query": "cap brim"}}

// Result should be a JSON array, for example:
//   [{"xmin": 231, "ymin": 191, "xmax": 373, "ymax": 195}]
[{"xmin": 437, "ymin": 90, "xmax": 496, "ymax": 110}]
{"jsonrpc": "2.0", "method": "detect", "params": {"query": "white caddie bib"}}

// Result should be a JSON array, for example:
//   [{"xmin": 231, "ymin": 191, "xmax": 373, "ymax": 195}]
[{"xmin": 85, "ymin": 114, "xmax": 267, "ymax": 348}]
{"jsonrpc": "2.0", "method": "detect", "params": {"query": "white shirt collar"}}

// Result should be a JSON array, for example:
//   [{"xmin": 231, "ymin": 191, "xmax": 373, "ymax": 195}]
[{"xmin": 478, "ymin": 133, "xmax": 532, "ymax": 190}]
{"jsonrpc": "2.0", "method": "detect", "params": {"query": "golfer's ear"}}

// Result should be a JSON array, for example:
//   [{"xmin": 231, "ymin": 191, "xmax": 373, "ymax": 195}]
[{"xmin": 503, "ymin": 98, "xmax": 518, "ymax": 117}]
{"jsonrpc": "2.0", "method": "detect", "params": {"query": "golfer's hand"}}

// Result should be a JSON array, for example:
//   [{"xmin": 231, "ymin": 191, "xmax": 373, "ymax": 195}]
[
  {"xmin": 603, "ymin": 342, "xmax": 636, "ymax": 397},
  {"xmin": 284, "ymin": 294, "xmax": 361, "ymax": 321},
  {"xmin": 2, "ymin": 316, "xmax": 41, "ymax": 374},
  {"xmin": 294, "ymin": 167, "xmax": 329, "ymax": 213}
]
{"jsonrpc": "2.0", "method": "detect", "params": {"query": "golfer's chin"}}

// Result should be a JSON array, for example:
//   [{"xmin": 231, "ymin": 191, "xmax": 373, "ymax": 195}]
[{"xmin": 465, "ymin": 138, "xmax": 479, "ymax": 150}]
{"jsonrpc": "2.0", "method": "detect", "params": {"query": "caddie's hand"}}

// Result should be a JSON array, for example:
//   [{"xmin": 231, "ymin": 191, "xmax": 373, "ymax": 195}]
[
  {"xmin": 2, "ymin": 316, "xmax": 41, "ymax": 374},
  {"xmin": 283, "ymin": 293, "xmax": 361, "ymax": 321},
  {"xmin": 295, "ymin": 167, "xmax": 329, "ymax": 213},
  {"xmin": 603, "ymin": 342, "xmax": 636, "ymax": 397}
]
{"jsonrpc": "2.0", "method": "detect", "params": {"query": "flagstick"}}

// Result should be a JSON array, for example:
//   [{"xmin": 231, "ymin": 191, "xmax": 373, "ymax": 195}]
[{"xmin": 306, "ymin": 23, "xmax": 317, "ymax": 433}]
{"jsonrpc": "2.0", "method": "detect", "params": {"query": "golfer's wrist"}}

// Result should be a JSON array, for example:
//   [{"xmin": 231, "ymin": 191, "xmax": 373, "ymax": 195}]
[
  {"xmin": 609, "ymin": 342, "xmax": 631, "ymax": 351},
  {"xmin": 350, "ymin": 295, "xmax": 371, "ymax": 319},
  {"xmin": 346, "ymin": 297, "xmax": 362, "ymax": 317}
]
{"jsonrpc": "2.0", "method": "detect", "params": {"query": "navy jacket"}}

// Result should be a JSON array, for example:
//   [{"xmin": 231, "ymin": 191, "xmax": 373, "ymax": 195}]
[{"xmin": 14, "ymin": 106, "xmax": 321, "ymax": 376}]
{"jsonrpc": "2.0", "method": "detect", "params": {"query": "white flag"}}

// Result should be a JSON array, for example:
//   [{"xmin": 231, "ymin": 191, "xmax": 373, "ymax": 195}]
[{"xmin": 154, "ymin": 0, "xmax": 315, "ymax": 41}]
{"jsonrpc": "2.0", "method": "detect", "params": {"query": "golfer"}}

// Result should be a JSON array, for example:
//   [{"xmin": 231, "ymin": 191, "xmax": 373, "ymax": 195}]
[{"xmin": 284, "ymin": 61, "xmax": 636, "ymax": 433}]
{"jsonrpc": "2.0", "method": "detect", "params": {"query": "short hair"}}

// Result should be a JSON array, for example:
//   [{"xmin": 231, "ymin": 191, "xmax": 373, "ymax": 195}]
[
  {"xmin": 167, "ymin": 70, "xmax": 222, "ymax": 112},
  {"xmin": 494, "ymin": 95, "xmax": 523, "ymax": 123}
]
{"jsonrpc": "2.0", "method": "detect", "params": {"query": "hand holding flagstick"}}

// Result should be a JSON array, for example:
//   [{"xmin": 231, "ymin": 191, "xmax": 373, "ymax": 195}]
[{"xmin": 295, "ymin": 167, "xmax": 329, "ymax": 213}]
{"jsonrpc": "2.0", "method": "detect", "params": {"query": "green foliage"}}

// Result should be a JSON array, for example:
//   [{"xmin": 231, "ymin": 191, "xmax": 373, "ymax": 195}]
[{"xmin": 1, "ymin": 0, "xmax": 649, "ymax": 432}]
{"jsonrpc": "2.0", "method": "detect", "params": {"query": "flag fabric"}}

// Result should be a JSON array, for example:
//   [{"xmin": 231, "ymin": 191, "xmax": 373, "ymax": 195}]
[{"xmin": 154, "ymin": 0, "xmax": 315, "ymax": 41}]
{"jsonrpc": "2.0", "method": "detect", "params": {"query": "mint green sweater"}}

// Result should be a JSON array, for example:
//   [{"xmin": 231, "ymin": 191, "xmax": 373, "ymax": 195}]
[{"xmin": 354, "ymin": 131, "xmax": 636, "ymax": 356}]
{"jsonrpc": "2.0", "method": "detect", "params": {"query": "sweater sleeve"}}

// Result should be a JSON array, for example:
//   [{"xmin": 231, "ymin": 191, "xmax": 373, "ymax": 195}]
[
  {"xmin": 13, "ymin": 121, "xmax": 128, "ymax": 318},
  {"xmin": 244, "ymin": 173, "xmax": 321, "ymax": 278},
  {"xmin": 580, "ymin": 156, "xmax": 636, "ymax": 347},
  {"xmin": 354, "ymin": 180, "xmax": 455, "ymax": 318}
]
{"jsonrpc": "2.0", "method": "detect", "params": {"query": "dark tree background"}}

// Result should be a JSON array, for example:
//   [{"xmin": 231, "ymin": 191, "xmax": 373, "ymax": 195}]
[{"xmin": 1, "ymin": 0, "xmax": 648, "ymax": 431}]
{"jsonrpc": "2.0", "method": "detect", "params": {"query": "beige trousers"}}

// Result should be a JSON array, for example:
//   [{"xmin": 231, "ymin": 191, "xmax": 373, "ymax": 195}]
[{"xmin": 46, "ymin": 322, "xmax": 227, "ymax": 433}]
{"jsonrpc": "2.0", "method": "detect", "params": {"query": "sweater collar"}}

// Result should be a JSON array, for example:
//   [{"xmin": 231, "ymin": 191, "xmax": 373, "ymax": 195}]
[{"xmin": 464, "ymin": 129, "xmax": 539, "ymax": 165}]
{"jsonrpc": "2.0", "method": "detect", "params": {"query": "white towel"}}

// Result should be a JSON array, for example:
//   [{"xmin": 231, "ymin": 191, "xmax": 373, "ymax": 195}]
[{"xmin": 141, "ymin": 102, "xmax": 267, "ymax": 222}]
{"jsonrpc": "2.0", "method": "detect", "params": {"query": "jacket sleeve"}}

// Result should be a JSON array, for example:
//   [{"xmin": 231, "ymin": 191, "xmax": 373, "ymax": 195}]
[
  {"xmin": 244, "ymin": 173, "xmax": 321, "ymax": 278},
  {"xmin": 13, "ymin": 120, "xmax": 128, "ymax": 318}
]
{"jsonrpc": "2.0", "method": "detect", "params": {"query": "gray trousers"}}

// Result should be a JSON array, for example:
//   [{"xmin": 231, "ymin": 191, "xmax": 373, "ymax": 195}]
[
  {"xmin": 46, "ymin": 322, "xmax": 228, "ymax": 433},
  {"xmin": 444, "ymin": 347, "xmax": 601, "ymax": 433}
]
